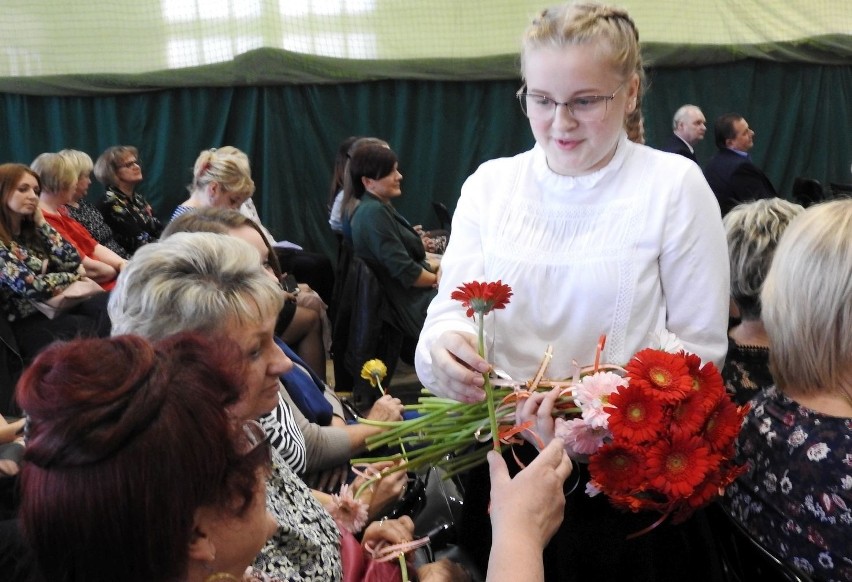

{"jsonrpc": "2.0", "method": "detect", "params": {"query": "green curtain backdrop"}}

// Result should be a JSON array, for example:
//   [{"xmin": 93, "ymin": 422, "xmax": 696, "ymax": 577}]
[{"xmin": 1, "ymin": 59, "xmax": 850, "ymax": 259}]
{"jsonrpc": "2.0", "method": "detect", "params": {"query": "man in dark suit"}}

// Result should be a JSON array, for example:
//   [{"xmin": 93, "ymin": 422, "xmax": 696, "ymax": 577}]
[
  {"xmin": 704, "ymin": 113, "xmax": 777, "ymax": 216},
  {"xmin": 661, "ymin": 104, "xmax": 705, "ymax": 162}
]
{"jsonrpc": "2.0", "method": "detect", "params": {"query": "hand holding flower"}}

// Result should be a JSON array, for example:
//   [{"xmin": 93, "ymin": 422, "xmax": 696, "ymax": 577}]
[
  {"xmin": 353, "ymin": 460, "xmax": 409, "ymax": 520},
  {"xmin": 429, "ymin": 330, "xmax": 488, "ymax": 403},
  {"xmin": 362, "ymin": 515, "xmax": 415, "ymax": 549},
  {"xmin": 365, "ymin": 394, "xmax": 405, "ymax": 422}
]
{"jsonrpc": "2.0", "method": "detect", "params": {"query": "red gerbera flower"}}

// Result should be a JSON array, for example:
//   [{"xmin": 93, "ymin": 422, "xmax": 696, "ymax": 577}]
[
  {"xmin": 700, "ymin": 396, "xmax": 746, "ymax": 453},
  {"xmin": 450, "ymin": 280, "xmax": 513, "ymax": 319},
  {"xmin": 624, "ymin": 349, "xmax": 692, "ymax": 403},
  {"xmin": 589, "ymin": 443, "xmax": 648, "ymax": 495},
  {"xmin": 682, "ymin": 352, "xmax": 725, "ymax": 410},
  {"xmin": 646, "ymin": 436, "xmax": 713, "ymax": 498},
  {"xmin": 606, "ymin": 386, "xmax": 666, "ymax": 444},
  {"xmin": 669, "ymin": 389, "xmax": 710, "ymax": 439}
]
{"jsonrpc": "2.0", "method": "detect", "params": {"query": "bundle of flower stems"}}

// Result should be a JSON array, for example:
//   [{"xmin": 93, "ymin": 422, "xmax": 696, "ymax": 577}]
[{"xmin": 353, "ymin": 384, "xmax": 578, "ymax": 479}]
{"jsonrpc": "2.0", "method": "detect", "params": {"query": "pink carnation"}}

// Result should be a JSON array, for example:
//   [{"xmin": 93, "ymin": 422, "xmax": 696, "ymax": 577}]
[
  {"xmin": 574, "ymin": 371, "xmax": 628, "ymax": 429},
  {"xmin": 555, "ymin": 417, "xmax": 608, "ymax": 455}
]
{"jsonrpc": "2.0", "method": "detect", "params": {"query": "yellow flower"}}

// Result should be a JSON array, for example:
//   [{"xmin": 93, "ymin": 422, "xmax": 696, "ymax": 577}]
[{"xmin": 361, "ymin": 359, "xmax": 388, "ymax": 389}]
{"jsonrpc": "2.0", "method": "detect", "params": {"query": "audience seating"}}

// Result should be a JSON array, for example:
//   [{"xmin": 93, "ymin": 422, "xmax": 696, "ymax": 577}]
[
  {"xmin": 705, "ymin": 502, "xmax": 814, "ymax": 582},
  {"xmin": 432, "ymin": 202, "xmax": 452, "ymax": 232},
  {"xmin": 829, "ymin": 181, "xmax": 852, "ymax": 199},
  {"xmin": 791, "ymin": 177, "xmax": 825, "ymax": 208},
  {"xmin": 330, "ymin": 241, "xmax": 404, "ymax": 411},
  {"xmin": 0, "ymin": 319, "xmax": 23, "ymax": 416}
]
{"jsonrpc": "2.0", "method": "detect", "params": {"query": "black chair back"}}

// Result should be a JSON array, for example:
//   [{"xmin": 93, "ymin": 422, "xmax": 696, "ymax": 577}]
[
  {"xmin": 791, "ymin": 177, "xmax": 825, "ymax": 208},
  {"xmin": 829, "ymin": 181, "xmax": 852, "ymax": 199},
  {"xmin": 432, "ymin": 202, "xmax": 452, "ymax": 232},
  {"xmin": 330, "ymin": 243, "xmax": 403, "ymax": 409},
  {"xmin": 705, "ymin": 502, "xmax": 814, "ymax": 582}
]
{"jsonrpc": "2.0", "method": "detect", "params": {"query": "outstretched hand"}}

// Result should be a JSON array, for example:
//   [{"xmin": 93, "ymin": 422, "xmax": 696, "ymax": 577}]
[{"xmin": 488, "ymin": 438, "xmax": 572, "ymax": 549}]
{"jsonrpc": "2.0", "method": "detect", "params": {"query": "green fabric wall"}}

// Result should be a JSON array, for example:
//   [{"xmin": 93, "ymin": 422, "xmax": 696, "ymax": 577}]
[{"xmin": 1, "ymin": 59, "xmax": 849, "ymax": 259}]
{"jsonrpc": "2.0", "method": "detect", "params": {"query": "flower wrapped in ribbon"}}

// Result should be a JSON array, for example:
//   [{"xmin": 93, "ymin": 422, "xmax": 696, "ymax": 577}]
[{"xmin": 354, "ymin": 280, "xmax": 748, "ymax": 529}]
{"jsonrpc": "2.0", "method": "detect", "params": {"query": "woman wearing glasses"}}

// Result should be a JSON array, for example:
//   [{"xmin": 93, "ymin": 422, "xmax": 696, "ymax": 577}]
[
  {"xmin": 415, "ymin": 3, "xmax": 728, "ymax": 581},
  {"xmin": 94, "ymin": 145, "xmax": 163, "ymax": 254}
]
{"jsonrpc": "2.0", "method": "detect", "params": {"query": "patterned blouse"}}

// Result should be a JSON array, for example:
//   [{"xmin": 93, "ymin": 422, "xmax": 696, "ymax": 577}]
[
  {"xmin": 66, "ymin": 200, "xmax": 130, "ymax": 259},
  {"xmin": 97, "ymin": 186, "xmax": 163, "ymax": 254},
  {"xmin": 722, "ymin": 336, "xmax": 772, "ymax": 405},
  {"xmin": 254, "ymin": 447, "xmax": 342, "ymax": 581},
  {"xmin": 721, "ymin": 386, "xmax": 852, "ymax": 581},
  {"xmin": 0, "ymin": 222, "xmax": 81, "ymax": 321}
]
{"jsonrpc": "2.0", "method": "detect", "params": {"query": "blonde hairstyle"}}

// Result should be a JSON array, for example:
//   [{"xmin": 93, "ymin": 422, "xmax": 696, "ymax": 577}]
[
  {"xmin": 30, "ymin": 152, "xmax": 77, "ymax": 194},
  {"xmin": 723, "ymin": 198, "xmax": 803, "ymax": 320},
  {"xmin": 108, "ymin": 232, "xmax": 283, "ymax": 340},
  {"xmin": 521, "ymin": 2, "xmax": 644, "ymax": 96},
  {"xmin": 58, "ymin": 149, "xmax": 94, "ymax": 176},
  {"xmin": 190, "ymin": 146, "xmax": 255, "ymax": 198},
  {"xmin": 762, "ymin": 200, "xmax": 852, "ymax": 394}
]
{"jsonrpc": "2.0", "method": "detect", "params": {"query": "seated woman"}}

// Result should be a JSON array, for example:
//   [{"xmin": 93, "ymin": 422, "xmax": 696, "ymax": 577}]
[
  {"xmin": 94, "ymin": 145, "xmax": 163, "ymax": 254},
  {"xmin": 162, "ymin": 208, "xmax": 405, "ymax": 490},
  {"xmin": 344, "ymin": 142, "xmax": 439, "ymax": 341},
  {"xmin": 328, "ymin": 136, "xmax": 360, "ymax": 236},
  {"xmin": 107, "ymin": 233, "xmax": 455, "ymax": 580},
  {"xmin": 0, "ymin": 164, "xmax": 110, "ymax": 363},
  {"xmin": 721, "ymin": 199, "xmax": 852, "ymax": 581},
  {"xmin": 170, "ymin": 146, "xmax": 254, "ymax": 219},
  {"xmin": 167, "ymin": 146, "xmax": 329, "ymax": 381},
  {"xmin": 30, "ymin": 153, "xmax": 127, "ymax": 290},
  {"xmin": 59, "ymin": 149, "xmax": 130, "ymax": 259},
  {"xmin": 17, "ymin": 333, "xmax": 277, "ymax": 582},
  {"xmin": 721, "ymin": 198, "xmax": 802, "ymax": 404}
]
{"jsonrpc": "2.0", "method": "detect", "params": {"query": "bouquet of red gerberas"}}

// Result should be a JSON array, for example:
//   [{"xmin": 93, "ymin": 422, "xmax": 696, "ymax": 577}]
[
  {"xmin": 580, "ymin": 347, "xmax": 749, "ymax": 529},
  {"xmin": 354, "ymin": 280, "xmax": 748, "ymax": 529}
]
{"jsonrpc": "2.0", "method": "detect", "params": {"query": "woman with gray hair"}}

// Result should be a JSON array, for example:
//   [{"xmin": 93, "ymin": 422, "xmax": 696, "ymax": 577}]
[
  {"xmin": 108, "ymin": 232, "xmax": 463, "ymax": 581},
  {"xmin": 109, "ymin": 232, "xmax": 343, "ymax": 579},
  {"xmin": 722, "ymin": 199, "xmax": 852, "ymax": 581},
  {"xmin": 721, "ymin": 197, "xmax": 803, "ymax": 403}
]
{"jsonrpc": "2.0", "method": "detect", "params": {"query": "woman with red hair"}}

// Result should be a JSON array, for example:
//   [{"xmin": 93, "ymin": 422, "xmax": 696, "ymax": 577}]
[{"xmin": 17, "ymin": 333, "xmax": 276, "ymax": 582}]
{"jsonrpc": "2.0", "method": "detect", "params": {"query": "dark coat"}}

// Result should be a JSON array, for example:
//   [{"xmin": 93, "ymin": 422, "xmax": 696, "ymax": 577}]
[
  {"xmin": 703, "ymin": 149, "xmax": 777, "ymax": 215},
  {"xmin": 661, "ymin": 133, "xmax": 697, "ymax": 163}
]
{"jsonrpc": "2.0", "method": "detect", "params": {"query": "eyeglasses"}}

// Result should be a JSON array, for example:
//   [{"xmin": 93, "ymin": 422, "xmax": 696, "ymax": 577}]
[
  {"xmin": 238, "ymin": 419, "xmax": 270, "ymax": 455},
  {"xmin": 119, "ymin": 159, "xmax": 141, "ymax": 169},
  {"xmin": 516, "ymin": 83, "xmax": 625, "ymax": 122}
]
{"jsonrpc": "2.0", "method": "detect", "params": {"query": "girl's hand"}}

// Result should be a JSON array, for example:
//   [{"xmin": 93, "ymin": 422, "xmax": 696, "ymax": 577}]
[{"xmin": 429, "ymin": 330, "xmax": 489, "ymax": 403}]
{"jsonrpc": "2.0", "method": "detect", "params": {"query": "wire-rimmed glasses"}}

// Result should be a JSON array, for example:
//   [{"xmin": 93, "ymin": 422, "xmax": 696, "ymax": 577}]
[{"xmin": 516, "ymin": 83, "xmax": 625, "ymax": 122}]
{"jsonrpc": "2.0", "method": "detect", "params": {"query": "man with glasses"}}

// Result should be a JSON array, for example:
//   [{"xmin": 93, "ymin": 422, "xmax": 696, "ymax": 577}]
[
  {"xmin": 704, "ymin": 113, "xmax": 777, "ymax": 216},
  {"xmin": 662, "ymin": 104, "xmax": 706, "ymax": 163}
]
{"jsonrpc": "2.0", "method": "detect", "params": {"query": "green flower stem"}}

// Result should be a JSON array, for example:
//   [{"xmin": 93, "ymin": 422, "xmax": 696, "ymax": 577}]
[
  {"xmin": 478, "ymin": 314, "xmax": 501, "ymax": 452},
  {"xmin": 400, "ymin": 553, "xmax": 409, "ymax": 582}
]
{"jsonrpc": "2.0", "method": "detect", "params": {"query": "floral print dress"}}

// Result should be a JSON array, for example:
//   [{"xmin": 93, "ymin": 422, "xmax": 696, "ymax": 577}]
[
  {"xmin": 722, "ymin": 386, "xmax": 852, "ymax": 581},
  {"xmin": 97, "ymin": 186, "xmax": 162, "ymax": 254},
  {"xmin": 67, "ymin": 200, "xmax": 130, "ymax": 258},
  {"xmin": 0, "ymin": 223, "xmax": 81, "ymax": 321}
]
